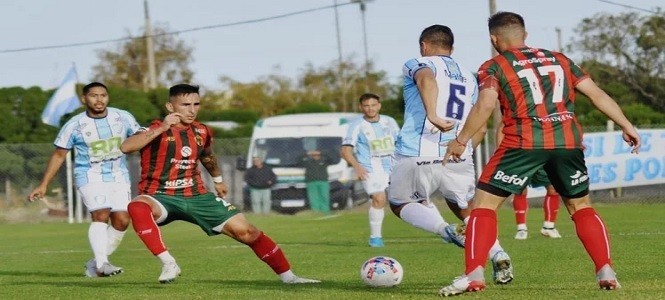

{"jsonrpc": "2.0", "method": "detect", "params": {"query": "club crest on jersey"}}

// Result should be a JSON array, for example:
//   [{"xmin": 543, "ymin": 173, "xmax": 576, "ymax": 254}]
[
  {"xmin": 165, "ymin": 136, "xmax": 176, "ymax": 142},
  {"xmin": 195, "ymin": 135, "xmax": 203, "ymax": 146},
  {"xmin": 181, "ymin": 146, "xmax": 192, "ymax": 157}
]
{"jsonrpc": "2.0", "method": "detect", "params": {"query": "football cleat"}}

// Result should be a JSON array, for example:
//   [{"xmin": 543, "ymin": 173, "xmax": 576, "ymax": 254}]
[
  {"xmin": 442, "ymin": 224, "xmax": 465, "ymax": 248},
  {"xmin": 514, "ymin": 229, "xmax": 528, "ymax": 240},
  {"xmin": 439, "ymin": 275, "xmax": 486, "ymax": 297},
  {"xmin": 84, "ymin": 259, "xmax": 98, "ymax": 278},
  {"xmin": 96, "ymin": 262, "xmax": 123, "ymax": 277},
  {"xmin": 491, "ymin": 251, "xmax": 514, "ymax": 284},
  {"xmin": 540, "ymin": 227, "xmax": 562, "ymax": 238},
  {"xmin": 597, "ymin": 264, "xmax": 621, "ymax": 290},
  {"xmin": 368, "ymin": 237, "xmax": 384, "ymax": 248},
  {"xmin": 158, "ymin": 262, "xmax": 181, "ymax": 284},
  {"xmin": 283, "ymin": 276, "xmax": 321, "ymax": 284}
]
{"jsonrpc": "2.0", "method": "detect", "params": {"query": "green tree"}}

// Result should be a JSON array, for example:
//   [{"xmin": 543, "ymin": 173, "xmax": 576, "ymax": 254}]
[
  {"xmin": 91, "ymin": 25, "xmax": 194, "ymax": 90},
  {"xmin": 570, "ymin": 10, "xmax": 665, "ymax": 112}
]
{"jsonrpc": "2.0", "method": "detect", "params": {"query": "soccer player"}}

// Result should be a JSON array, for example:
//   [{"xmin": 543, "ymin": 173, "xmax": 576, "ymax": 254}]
[
  {"xmin": 440, "ymin": 12, "xmax": 640, "ymax": 296},
  {"xmin": 512, "ymin": 172, "xmax": 562, "ymax": 240},
  {"xmin": 120, "ymin": 84, "xmax": 320, "ymax": 284},
  {"xmin": 387, "ymin": 24, "xmax": 513, "ymax": 284},
  {"xmin": 341, "ymin": 93, "xmax": 400, "ymax": 247},
  {"xmin": 28, "ymin": 82, "xmax": 140, "ymax": 277}
]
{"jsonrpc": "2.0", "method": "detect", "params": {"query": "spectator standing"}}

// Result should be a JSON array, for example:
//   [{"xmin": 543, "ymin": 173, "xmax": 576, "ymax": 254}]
[{"xmin": 244, "ymin": 156, "xmax": 277, "ymax": 214}]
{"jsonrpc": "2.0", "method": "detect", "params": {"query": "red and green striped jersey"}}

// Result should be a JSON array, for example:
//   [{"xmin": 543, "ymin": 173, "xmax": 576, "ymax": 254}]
[
  {"xmin": 138, "ymin": 120, "xmax": 213, "ymax": 197},
  {"xmin": 477, "ymin": 47, "xmax": 589, "ymax": 149}
]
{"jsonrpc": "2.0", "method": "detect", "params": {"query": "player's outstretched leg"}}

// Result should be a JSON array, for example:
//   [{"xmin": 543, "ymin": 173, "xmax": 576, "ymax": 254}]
[{"xmin": 128, "ymin": 201, "xmax": 179, "ymax": 283}]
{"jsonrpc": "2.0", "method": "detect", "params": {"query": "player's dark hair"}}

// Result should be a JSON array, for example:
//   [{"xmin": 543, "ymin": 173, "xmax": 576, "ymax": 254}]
[
  {"xmin": 488, "ymin": 11, "xmax": 525, "ymax": 32},
  {"xmin": 82, "ymin": 82, "xmax": 107, "ymax": 95},
  {"xmin": 169, "ymin": 84, "xmax": 200, "ymax": 98},
  {"xmin": 419, "ymin": 25, "xmax": 454, "ymax": 49},
  {"xmin": 359, "ymin": 93, "xmax": 380, "ymax": 103}
]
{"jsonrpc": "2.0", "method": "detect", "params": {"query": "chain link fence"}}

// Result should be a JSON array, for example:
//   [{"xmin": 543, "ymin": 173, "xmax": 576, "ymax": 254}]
[{"xmin": 1, "ymin": 125, "xmax": 663, "ymax": 223}]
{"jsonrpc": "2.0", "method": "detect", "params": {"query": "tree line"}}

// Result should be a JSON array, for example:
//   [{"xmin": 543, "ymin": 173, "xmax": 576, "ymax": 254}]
[{"xmin": 1, "ymin": 10, "xmax": 664, "ymax": 145}]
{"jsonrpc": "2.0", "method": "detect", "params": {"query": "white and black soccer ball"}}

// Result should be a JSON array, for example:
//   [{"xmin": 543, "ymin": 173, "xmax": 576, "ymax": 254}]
[{"xmin": 360, "ymin": 256, "xmax": 403, "ymax": 287}]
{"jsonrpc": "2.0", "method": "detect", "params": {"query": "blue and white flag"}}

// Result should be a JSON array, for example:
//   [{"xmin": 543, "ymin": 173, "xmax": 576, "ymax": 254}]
[{"xmin": 41, "ymin": 66, "xmax": 81, "ymax": 127}]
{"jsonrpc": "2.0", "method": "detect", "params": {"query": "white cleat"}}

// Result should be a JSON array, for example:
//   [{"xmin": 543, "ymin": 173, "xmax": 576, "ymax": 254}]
[
  {"xmin": 540, "ymin": 227, "xmax": 562, "ymax": 238},
  {"xmin": 439, "ymin": 275, "xmax": 486, "ymax": 297},
  {"xmin": 283, "ymin": 276, "xmax": 321, "ymax": 284},
  {"xmin": 514, "ymin": 230, "xmax": 528, "ymax": 240},
  {"xmin": 158, "ymin": 262, "xmax": 181, "ymax": 284},
  {"xmin": 96, "ymin": 262, "xmax": 123, "ymax": 277},
  {"xmin": 597, "ymin": 264, "xmax": 621, "ymax": 290},
  {"xmin": 84, "ymin": 259, "xmax": 98, "ymax": 278}
]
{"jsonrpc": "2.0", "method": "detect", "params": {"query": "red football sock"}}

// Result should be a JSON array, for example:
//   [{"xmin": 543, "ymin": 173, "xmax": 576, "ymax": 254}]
[
  {"xmin": 465, "ymin": 208, "xmax": 497, "ymax": 274},
  {"xmin": 572, "ymin": 207, "xmax": 612, "ymax": 272},
  {"xmin": 513, "ymin": 194, "xmax": 528, "ymax": 226},
  {"xmin": 128, "ymin": 201, "xmax": 167, "ymax": 256},
  {"xmin": 543, "ymin": 194, "xmax": 560, "ymax": 223},
  {"xmin": 249, "ymin": 231, "xmax": 291, "ymax": 274}
]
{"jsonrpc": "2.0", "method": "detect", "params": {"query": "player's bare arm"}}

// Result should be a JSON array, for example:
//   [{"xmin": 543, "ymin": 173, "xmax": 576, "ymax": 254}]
[
  {"xmin": 414, "ymin": 68, "xmax": 455, "ymax": 132},
  {"xmin": 121, "ymin": 113, "xmax": 183, "ymax": 154},
  {"xmin": 340, "ymin": 145, "xmax": 368, "ymax": 180},
  {"xmin": 201, "ymin": 145, "xmax": 228, "ymax": 197},
  {"xmin": 470, "ymin": 123, "xmax": 488, "ymax": 149},
  {"xmin": 443, "ymin": 88, "xmax": 498, "ymax": 164},
  {"xmin": 575, "ymin": 78, "xmax": 641, "ymax": 153},
  {"xmin": 28, "ymin": 148, "xmax": 69, "ymax": 201}
]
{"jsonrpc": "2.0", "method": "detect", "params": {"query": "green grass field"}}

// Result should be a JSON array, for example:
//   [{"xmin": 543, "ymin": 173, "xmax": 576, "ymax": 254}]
[{"xmin": 1, "ymin": 203, "xmax": 664, "ymax": 299}]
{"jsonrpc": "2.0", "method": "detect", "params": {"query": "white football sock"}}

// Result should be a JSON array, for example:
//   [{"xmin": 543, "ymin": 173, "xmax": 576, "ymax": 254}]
[
  {"xmin": 368, "ymin": 206, "xmax": 384, "ymax": 238},
  {"xmin": 157, "ymin": 251, "xmax": 176, "ymax": 264},
  {"xmin": 88, "ymin": 222, "xmax": 109, "ymax": 268},
  {"xmin": 106, "ymin": 226, "xmax": 126, "ymax": 256},
  {"xmin": 399, "ymin": 202, "xmax": 448, "ymax": 235},
  {"xmin": 517, "ymin": 223, "xmax": 528, "ymax": 231},
  {"xmin": 543, "ymin": 221, "xmax": 555, "ymax": 229},
  {"xmin": 278, "ymin": 270, "xmax": 296, "ymax": 282},
  {"xmin": 488, "ymin": 239, "xmax": 504, "ymax": 259}
]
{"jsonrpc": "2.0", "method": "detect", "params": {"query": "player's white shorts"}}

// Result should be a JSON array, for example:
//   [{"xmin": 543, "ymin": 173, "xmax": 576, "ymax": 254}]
[
  {"xmin": 362, "ymin": 171, "xmax": 390, "ymax": 196},
  {"xmin": 78, "ymin": 182, "xmax": 131, "ymax": 212},
  {"xmin": 387, "ymin": 154, "xmax": 475, "ymax": 209}
]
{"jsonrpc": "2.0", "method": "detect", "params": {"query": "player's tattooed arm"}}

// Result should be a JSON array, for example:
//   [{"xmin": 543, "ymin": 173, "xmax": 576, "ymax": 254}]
[{"xmin": 200, "ymin": 146, "xmax": 221, "ymax": 176}]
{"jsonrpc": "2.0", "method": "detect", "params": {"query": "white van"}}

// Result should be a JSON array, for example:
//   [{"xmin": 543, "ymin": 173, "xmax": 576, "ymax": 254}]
[{"xmin": 238, "ymin": 112, "xmax": 367, "ymax": 213}]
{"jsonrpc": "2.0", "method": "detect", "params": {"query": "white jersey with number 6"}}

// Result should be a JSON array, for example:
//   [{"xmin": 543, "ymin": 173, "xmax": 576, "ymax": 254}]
[{"xmin": 397, "ymin": 55, "xmax": 478, "ymax": 157}]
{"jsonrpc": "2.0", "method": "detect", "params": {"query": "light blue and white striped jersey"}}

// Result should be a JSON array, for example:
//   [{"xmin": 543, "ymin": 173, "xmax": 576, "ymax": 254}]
[
  {"xmin": 396, "ymin": 55, "xmax": 478, "ymax": 157},
  {"xmin": 343, "ymin": 115, "xmax": 400, "ymax": 173},
  {"xmin": 54, "ymin": 107, "xmax": 140, "ymax": 187}
]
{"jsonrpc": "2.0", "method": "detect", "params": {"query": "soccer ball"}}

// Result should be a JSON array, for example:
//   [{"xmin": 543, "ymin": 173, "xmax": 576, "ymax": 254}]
[{"xmin": 360, "ymin": 256, "xmax": 403, "ymax": 287}]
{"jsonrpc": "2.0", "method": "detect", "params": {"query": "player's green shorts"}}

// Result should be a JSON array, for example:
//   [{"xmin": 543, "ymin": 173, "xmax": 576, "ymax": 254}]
[
  {"xmin": 529, "ymin": 169, "xmax": 551, "ymax": 188},
  {"xmin": 478, "ymin": 148, "xmax": 588, "ymax": 198},
  {"xmin": 152, "ymin": 193, "xmax": 240, "ymax": 236}
]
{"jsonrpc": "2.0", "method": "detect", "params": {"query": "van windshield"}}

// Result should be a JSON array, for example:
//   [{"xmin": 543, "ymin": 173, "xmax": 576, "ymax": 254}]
[{"xmin": 255, "ymin": 137, "xmax": 342, "ymax": 167}]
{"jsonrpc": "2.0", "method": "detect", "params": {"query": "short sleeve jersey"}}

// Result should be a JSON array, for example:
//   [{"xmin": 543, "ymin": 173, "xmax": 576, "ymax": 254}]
[
  {"xmin": 477, "ymin": 47, "xmax": 588, "ymax": 149},
  {"xmin": 55, "ymin": 108, "xmax": 140, "ymax": 187},
  {"xmin": 342, "ymin": 115, "xmax": 400, "ymax": 173},
  {"xmin": 397, "ymin": 55, "xmax": 478, "ymax": 157},
  {"xmin": 138, "ymin": 121, "xmax": 213, "ymax": 197}
]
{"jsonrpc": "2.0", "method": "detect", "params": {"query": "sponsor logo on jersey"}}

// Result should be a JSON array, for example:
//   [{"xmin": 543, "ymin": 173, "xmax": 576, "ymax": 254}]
[
  {"xmin": 494, "ymin": 170, "xmax": 528, "ymax": 185},
  {"xmin": 170, "ymin": 158, "xmax": 196, "ymax": 170},
  {"xmin": 570, "ymin": 170, "xmax": 589, "ymax": 186},
  {"xmin": 512, "ymin": 57, "xmax": 556, "ymax": 67},
  {"xmin": 532, "ymin": 112, "xmax": 574, "ymax": 123},
  {"xmin": 181, "ymin": 146, "xmax": 192, "ymax": 157},
  {"xmin": 164, "ymin": 178, "xmax": 194, "ymax": 189}
]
